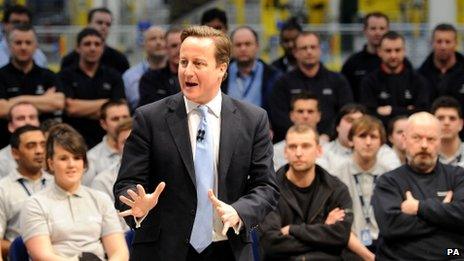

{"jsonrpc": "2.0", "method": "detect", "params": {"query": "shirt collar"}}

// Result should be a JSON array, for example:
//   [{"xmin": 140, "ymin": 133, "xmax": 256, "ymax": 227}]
[
  {"xmin": 184, "ymin": 90, "xmax": 222, "ymax": 118},
  {"xmin": 439, "ymin": 142, "xmax": 464, "ymax": 164},
  {"xmin": 102, "ymin": 135, "xmax": 119, "ymax": 157},
  {"xmin": 335, "ymin": 139, "xmax": 353, "ymax": 155},
  {"xmin": 348, "ymin": 158, "xmax": 382, "ymax": 177},
  {"xmin": 236, "ymin": 60, "xmax": 259, "ymax": 78},
  {"xmin": 9, "ymin": 168, "xmax": 51, "ymax": 183},
  {"xmin": 52, "ymin": 182, "xmax": 84, "ymax": 198}
]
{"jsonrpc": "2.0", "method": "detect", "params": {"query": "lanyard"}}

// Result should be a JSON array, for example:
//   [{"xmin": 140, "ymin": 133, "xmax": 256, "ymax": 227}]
[
  {"xmin": 353, "ymin": 174, "xmax": 377, "ymax": 225},
  {"xmin": 18, "ymin": 178, "xmax": 46, "ymax": 196},
  {"xmin": 235, "ymin": 70, "xmax": 257, "ymax": 98}
]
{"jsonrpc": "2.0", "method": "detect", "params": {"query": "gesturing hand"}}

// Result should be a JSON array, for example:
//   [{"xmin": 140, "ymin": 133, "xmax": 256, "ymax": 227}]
[
  {"xmin": 325, "ymin": 207, "xmax": 345, "ymax": 225},
  {"xmin": 401, "ymin": 191, "xmax": 419, "ymax": 215},
  {"xmin": 119, "ymin": 182, "xmax": 166, "ymax": 218},
  {"xmin": 208, "ymin": 190, "xmax": 241, "ymax": 236}
]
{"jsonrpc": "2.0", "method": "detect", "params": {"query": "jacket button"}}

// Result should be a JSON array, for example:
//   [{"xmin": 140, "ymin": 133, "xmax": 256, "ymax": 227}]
[{"xmin": 190, "ymin": 209, "xmax": 195, "ymax": 215}]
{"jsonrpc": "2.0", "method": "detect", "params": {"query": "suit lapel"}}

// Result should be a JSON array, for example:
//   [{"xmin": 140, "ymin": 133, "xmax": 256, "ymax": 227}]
[
  {"xmin": 166, "ymin": 93, "xmax": 196, "ymax": 184},
  {"xmin": 218, "ymin": 95, "xmax": 239, "ymax": 195}
]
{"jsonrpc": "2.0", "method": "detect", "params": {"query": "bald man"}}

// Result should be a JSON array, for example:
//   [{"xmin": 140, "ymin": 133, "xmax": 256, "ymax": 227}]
[
  {"xmin": 123, "ymin": 26, "xmax": 166, "ymax": 110},
  {"xmin": 372, "ymin": 112, "xmax": 464, "ymax": 260}
]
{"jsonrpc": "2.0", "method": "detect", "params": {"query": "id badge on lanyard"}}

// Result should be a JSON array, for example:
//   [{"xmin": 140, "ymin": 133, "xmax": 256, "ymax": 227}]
[{"xmin": 354, "ymin": 174, "xmax": 376, "ymax": 246}]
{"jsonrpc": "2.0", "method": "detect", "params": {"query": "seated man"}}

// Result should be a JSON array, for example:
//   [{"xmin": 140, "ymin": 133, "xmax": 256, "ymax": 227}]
[
  {"xmin": 387, "ymin": 115, "xmax": 408, "ymax": 164},
  {"xmin": 317, "ymin": 103, "xmax": 400, "ymax": 172},
  {"xmin": 273, "ymin": 92, "xmax": 326, "ymax": 170},
  {"xmin": 0, "ymin": 125, "xmax": 52, "ymax": 258},
  {"xmin": 59, "ymin": 28, "xmax": 125, "ymax": 148},
  {"xmin": 431, "ymin": 96, "xmax": 464, "ymax": 166},
  {"xmin": 0, "ymin": 102, "xmax": 40, "ymax": 177},
  {"xmin": 372, "ymin": 112, "xmax": 464, "ymax": 260},
  {"xmin": 84, "ymin": 100, "xmax": 130, "ymax": 185},
  {"xmin": 92, "ymin": 118, "xmax": 132, "ymax": 201},
  {"xmin": 260, "ymin": 124, "xmax": 354, "ymax": 260},
  {"xmin": 331, "ymin": 115, "xmax": 396, "ymax": 253},
  {"xmin": 360, "ymin": 31, "xmax": 429, "ymax": 126}
]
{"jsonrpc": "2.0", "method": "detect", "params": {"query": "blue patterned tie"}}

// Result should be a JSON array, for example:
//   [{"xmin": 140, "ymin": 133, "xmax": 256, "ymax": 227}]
[{"xmin": 190, "ymin": 105, "xmax": 214, "ymax": 253}]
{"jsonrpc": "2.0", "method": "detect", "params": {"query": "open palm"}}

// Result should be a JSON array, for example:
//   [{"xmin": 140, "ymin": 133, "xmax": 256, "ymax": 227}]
[{"xmin": 119, "ymin": 182, "xmax": 166, "ymax": 218}]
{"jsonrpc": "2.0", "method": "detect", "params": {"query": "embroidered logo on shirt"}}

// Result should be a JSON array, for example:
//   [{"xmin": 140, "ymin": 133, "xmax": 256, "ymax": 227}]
[
  {"xmin": 459, "ymin": 84, "xmax": 464, "ymax": 94},
  {"xmin": 437, "ymin": 191, "xmax": 448, "ymax": 197},
  {"xmin": 102, "ymin": 83, "xmax": 111, "ymax": 90},
  {"xmin": 404, "ymin": 90, "xmax": 412, "ymax": 99},
  {"xmin": 35, "ymin": 85, "xmax": 44, "ymax": 95},
  {"xmin": 6, "ymin": 87, "xmax": 19, "ymax": 93},
  {"xmin": 322, "ymin": 88, "xmax": 333, "ymax": 95},
  {"xmin": 379, "ymin": 91, "xmax": 390, "ymax": 99}
]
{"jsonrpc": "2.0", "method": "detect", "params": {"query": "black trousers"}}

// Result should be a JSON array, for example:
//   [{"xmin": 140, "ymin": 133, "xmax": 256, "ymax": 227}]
[{"xmin": 186, "ymin": 241, "xmax": 235, "ymax": 261}]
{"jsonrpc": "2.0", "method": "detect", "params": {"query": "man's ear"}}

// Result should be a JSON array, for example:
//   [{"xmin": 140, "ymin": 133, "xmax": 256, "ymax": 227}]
[{"xmin": 11, "ymin": 147, "xmax": 20, "ymax": 161}]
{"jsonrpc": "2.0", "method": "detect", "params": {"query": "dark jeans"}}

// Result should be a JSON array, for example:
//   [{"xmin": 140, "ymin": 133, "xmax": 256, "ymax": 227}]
[{"xmin": 186, "ymin": 241, "xmax": 235, "ymax": 261}]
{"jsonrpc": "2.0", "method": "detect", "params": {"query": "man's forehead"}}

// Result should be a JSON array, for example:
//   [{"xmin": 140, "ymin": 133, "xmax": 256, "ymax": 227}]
[
  {"xmin": 367, "ymin": 16, "xmax": 388, "ymax": 27},
  {"xmin": 81, "ymin": 35, "xmax": 102, "ymax": 43},
  {"xmin": 295, "ymin": 99, "xmax": 318, "ymax": 108},
  {"xmin": 343, "ymin": 111, "xmax": 363, "ymax": 119},
  {"xmin": 20, "ymin": 130, "xmax": 45, "ymax": 142},
  {"xmin": 433, "ymin": 30, "xmax": 456, "ymax": 39},
  {"xmin": 435, "ymin": 107, "xmax": 460, "ymax": 116},
  {"xmin": 91, "ymin": 11, "xmax": 111, "ymax": 21},
  {"xmin": 9, "ymin": 13, "xmax": 29, "ymax": 22},
  {"xmin": 11, "ymin": 30, "xmax": 35, "ymax": 40},
  {"xmin": 12, "ymin": 106, "xmax": 37, "ymax": 117},
  {"xmin": 381, "ymin": 38, "xmax": 404, "ymax": 48},
  {"xmin": 286, "ymin": 131, "xmax": 316, "ymax": 142}
]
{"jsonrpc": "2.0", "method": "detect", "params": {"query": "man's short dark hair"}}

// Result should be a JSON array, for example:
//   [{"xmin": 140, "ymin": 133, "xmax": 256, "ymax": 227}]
[
  {"xmin": 335, "ymin": 103, "xmax": 367, "ymax": 127},
  {"xmin": 40, "ymin": 118, "xmax": 61, "ymax": 134},
  {"xmin": 387, "ymin": 115, "xmax": 408, "ymax": 137},
  {"xmin": 280, "ymin": 17, "xmax": 302, "ymax": 35},
  {"xmin": 10, "ymin": 125, "xmax": 41, "ymax": 149},
  {"xmin": 331, "ymin": 103, "xmax": 367, "ymax": 140},
  {"xmin": 3, "ymin": 4, "xmax": 32, "ymax": 23},
  {"xmin": 87, "ymin": 7, "xmax": 112, "ymax": 23},
  {"xmin": 100, "ymin": 99, "xmax": 129, "ymax": 120},
  {"xmin": 76, "ymin": 27, "xmax": 103, "ymax": 45},
  {"xmin": 201, "ymin": 8, "xmax": 227, "ymax": 29},
  {"xmin": 230, "ymin": 26, "xmax": 259, "ymax": 44},
  {"xmin": 363, "ymin": 12, "xmax": 389, "ymax": 29},
  {"xmin": 432, "ymin": 23, "xmax": 457, "ymax": 40},
  {"xmin": 431, "ymin": 96, "xmax": 462, "ymax": 118},
  {"xmin": 380, "ymin": 31, "xmax": 405, "ymax": 46},
  {"xmin": 8, "ymin": 23, "xmax": 36, "ymax": 43},
  {"xmin": 290, "ymin": 91, "xmax": 319, "ymax": 111},
  {"xmin": 165, "ymin": 26, "xmax": 183, "ymax": 38}
]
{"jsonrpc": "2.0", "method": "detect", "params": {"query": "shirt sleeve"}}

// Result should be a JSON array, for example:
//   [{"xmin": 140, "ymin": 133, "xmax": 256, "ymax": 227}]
[
  {"xmin": 96, "ymin": 191, "xmax": 124, "ymax": 237},
  {"xmin": 20, "ymin": 197, "xmax": 50, "ymax": 242},
  {"xmin": 0, "ymin": 188, "xmax": 7, "ymax": 238},
  {"xmin": 110, "ymin": 74, "xmax": 126, "ymax": 100}
]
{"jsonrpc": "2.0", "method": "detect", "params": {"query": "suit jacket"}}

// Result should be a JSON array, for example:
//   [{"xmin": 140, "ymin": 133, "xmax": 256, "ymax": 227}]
[{"xmin": 114, "ymin": 92, "xmax": 280, "ymax": 260}]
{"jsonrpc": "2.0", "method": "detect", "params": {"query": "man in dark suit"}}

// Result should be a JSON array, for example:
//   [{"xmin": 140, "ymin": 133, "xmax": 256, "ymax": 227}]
[{"xmin": 114, "ymin": 25, "xmax": 279, "ymax": 261}]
